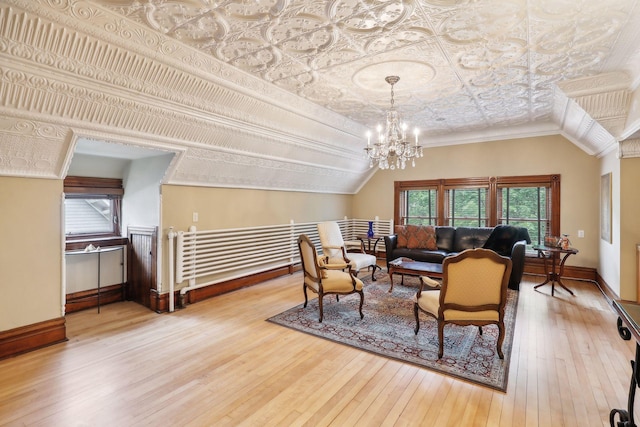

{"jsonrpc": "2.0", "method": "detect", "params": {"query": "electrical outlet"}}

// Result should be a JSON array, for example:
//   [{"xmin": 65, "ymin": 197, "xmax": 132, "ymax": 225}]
[
  {"xmin": 192, "ymin": 212, "xmax": 199, "ymax": 222},
  {"xmin": 578, "ymin": 230, "xmax": 584, "ymax": 238}
]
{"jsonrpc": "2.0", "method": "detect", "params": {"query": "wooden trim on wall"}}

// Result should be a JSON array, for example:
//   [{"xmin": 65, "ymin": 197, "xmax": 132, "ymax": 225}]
[
  {"xmin": 65, "ymin": 283, "xmax": 126, "ymax": 314},
  {"xmin": 523, "ymin": 257, "xmax": 597, "ymax": 281},
  {"xmin": 151, "ymin": 264, "xmax": 299, "ymax": 313},
  {"xmin": 63, "ymin": 176, "xmax": 123, "ymax": 194},
  {"xmin": 184, "ymin": 266, "xmax": 294, "ymax": 306},
  {"xmin": 595, "ymin": 272, "xmax": 619, "ymax": 307},
  {"xmin": 150, "ymin": 289, "xmax": 170, "ymax": 314},
  {"xmin": 394, "ymin": 174, "xmax": 560, "ymax": 230},
  {"xmin": 0, "ymin": 317, "xmax": 67, "ymax": 360}
]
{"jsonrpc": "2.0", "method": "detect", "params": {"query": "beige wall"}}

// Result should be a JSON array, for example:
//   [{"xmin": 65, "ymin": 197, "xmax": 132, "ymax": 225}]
[
  {"xmin": 161, "ymin": 185, "xmax": 352, "ymax": 230},
  {"xmin": 0, "ymin": 177, "xmax": 63, "ymax": 331},
  {"xmin": 1, "ymin": 136, "xmax": 633, "ymax": 334},
  {"xmin": 160, "ymin": 185, "xmax": 353, "ymax": 292},
  {"xmin": 599, "ymin": 150, "xmax": 621, "ymax": 297},
  {"xmin": 353, "ymin": 135, "xmax": 601, "ymax": 269},
  {"xmin": 620, "ymin": 157, "xmax": 640, "ymax": 300}
]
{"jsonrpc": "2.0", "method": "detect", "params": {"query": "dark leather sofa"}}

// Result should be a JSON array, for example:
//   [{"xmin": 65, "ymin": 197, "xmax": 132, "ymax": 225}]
[{"xmin": 384, "ymin": 225, "xmax": 529, "ymax": 290}]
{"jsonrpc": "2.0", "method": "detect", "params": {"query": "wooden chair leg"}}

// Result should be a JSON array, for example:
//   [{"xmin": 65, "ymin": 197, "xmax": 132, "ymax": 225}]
[
  {"xmin": 438, "ymin": 322, "xmax": 444, "ymax": 359},
  {"xmin": 358, "ymin": 290, "xmax": 364, "ymax": 319},
  {"xmin": 478, "ymin": 326, "xmax": 483, "ymax": 335},
  {"xmin": 413, "ymin": 303, "xmax": 420, "ymax": 334},
  {"xmin": 497, "ymin": 322, "xmax": 505, "ymax": 359},
  {"xmin": 318, "ymin": 293, "xmax": 324, "ymax": 323},
  {"xmin": 371, "ymin": 264, "xmax": 378, "ymax": 281},
  {"xmin": 303, "ymin": 284, "xmax": 308, "ymax": 308}
]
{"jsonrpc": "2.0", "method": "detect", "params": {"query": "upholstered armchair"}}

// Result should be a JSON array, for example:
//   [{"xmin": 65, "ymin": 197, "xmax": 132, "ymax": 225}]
[
  {"xmin": 317, "ymin": 221, "xmax": 380, "ymax": 281},
  {"xmin": 297, "ymin": 234, "xmax": 364, "ymax": 322},
  {"xmin": 414, "ymin": 248, "xmax": 512, "ymax": 359}
]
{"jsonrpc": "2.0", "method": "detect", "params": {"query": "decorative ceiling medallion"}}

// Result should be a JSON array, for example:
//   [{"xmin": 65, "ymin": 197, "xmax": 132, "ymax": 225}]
[{"xmin": 353, "ymin": 61, "xmax": 436, "ymax": 92}]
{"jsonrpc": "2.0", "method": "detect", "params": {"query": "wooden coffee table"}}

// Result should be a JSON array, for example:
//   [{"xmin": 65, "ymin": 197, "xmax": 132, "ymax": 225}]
[{"xmin": 387, "ymin": 258, "xmax": 443, "ymax": 293}]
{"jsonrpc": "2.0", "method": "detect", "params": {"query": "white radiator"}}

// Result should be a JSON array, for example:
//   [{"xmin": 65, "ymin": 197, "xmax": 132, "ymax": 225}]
[{"xmin": 167, "ymin": 218, "xmax": 393, "ymax": 311}]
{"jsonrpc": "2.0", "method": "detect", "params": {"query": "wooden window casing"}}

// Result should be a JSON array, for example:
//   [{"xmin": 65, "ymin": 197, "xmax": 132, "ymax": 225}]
[
  {"xmin": 64, "ymin": 176, "xmax": 125, "ymax": 249},
  {"xmin": 394, "ymin": 175, "xmax": 560, "ymax": 245}
]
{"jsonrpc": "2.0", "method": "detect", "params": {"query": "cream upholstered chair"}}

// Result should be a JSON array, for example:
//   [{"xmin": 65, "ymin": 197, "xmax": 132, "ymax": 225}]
[
  {"xmin": 317, "ymin": 221, "xmax": 380, "ymax": 281},
  {"xmin": 414, "ymin": 248, "xmax": 512, "ymax": 359},
  {"xmin": 297, "ymin": 234, "xmax": 364, "ymax": 322}
]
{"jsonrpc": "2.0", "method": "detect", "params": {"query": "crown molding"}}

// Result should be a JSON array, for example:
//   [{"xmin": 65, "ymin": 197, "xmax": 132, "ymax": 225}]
[
  {"xmin": 619, "ymin": 138, "xmax": 640, "ymax": 158},
  {"xmin": 1, "ymin": 0, "xmax": 363, "ymax": 136},
  {"xmin": 0, "ymin": 0, "xmax": 371, "ymax": 192},
  {"xmin": 552, "ymin": 89, "xmax": 618, "ymax": 156},
  {"xmin": 557, "ymin": 72, "xmax": 631, "ymax": 97},
  {"xmin": 556, "ymin": 73, "xmax": 633, "ymax": 139}
]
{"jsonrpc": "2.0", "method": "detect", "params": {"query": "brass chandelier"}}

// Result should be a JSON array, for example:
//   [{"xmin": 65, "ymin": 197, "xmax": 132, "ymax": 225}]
[{"xmin": 364, "ymin": 76, "xmax": 423, "ymax": 170}]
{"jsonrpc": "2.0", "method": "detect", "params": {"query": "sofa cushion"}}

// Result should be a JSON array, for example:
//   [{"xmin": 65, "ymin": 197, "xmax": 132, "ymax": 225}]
[
  {"xmin": 406, "ymin": 225, "xmax": 437, "ymax": 250},
  {"xmin": 435, "ymin": 226, "xmax": 456, "ymax": 252},
  {"xmin": 452, "ymin": 227, "xmax": 493, "ymax": 252},
  {"xmin": 393, "ymin": 247, "xmax": 449, "ymax": 264},
  {"xmin": 483, "ymin": 225, "xmax": 522, "ymax": 257},
  {"xmin": 395, "ymin": 225, "xmax": 409, "ymax": 248},
  {"xmin": 395, "ymin": 225, "xmax": 437, "ymax": 250}
]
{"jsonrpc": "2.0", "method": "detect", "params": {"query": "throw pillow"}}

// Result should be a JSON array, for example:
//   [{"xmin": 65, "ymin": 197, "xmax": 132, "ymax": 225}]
[
  {"xmin": 406, "ymin": 225, "xmax": 438, "ymax": 250},
  {"xmin": 395, "ymin": 225, "xmax": 409, "ymax": 248}
]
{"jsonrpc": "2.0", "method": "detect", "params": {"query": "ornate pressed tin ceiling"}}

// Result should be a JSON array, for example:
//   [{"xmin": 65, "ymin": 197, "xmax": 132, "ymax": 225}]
[
  {"xmin": 100, "ymin": 0, "xmax": 640, "ymax": 137},
  {"xmin": 1, "ymin": 0, "xmax": 640, "ymax": 192}
]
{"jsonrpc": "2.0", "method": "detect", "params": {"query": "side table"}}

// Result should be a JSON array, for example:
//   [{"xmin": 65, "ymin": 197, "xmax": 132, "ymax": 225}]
[
  {"xmin": 532, "ymin": 245, "xmax": 578, "ymax": 296},
  {"xmin": 356, "ymin": 234, "xmax": 383, "ymax": 258},
  {"xmin": 66, "ymin": 245, "xmax": 125, "ymax": 313}
]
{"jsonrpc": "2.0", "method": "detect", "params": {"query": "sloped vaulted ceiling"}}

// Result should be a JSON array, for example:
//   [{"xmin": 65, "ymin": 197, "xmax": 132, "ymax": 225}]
[{"xmin": 1, "ymin": 0, "xmax": 640, "ymax": 194}]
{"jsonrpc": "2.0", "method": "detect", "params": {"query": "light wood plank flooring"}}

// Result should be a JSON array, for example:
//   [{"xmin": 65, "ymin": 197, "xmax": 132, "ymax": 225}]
[{"xmin": 0, "ymin": 273, "xmax": 637, "ymax": 426}]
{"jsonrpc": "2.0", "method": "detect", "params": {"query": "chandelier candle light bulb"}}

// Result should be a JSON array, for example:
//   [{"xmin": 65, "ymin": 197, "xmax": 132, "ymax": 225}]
[{"xmin": 364, "ymin": 76, "xmax": 423, "ymax": 170}]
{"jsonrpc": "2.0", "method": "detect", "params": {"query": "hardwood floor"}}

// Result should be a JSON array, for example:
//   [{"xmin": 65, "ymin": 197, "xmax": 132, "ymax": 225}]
[{"xmin": 0, "ymin": 273, "xmax": 637, "ymax": 426}]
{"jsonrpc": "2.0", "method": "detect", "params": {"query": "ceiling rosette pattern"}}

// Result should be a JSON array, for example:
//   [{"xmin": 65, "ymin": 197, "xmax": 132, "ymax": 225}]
[
  {"xmin": 104, "ymin": 0, "xmax": 640, "ymax": 140},
  {"xmin": 0, "ymin": 0, "xmax": 639, "ymax": 191}
]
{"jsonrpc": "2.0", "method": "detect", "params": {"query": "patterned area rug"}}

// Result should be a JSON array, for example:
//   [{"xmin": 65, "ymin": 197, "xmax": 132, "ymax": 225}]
[{"xmin": 267, "ymin": 274, "xmax": 518, "ymax": 391}]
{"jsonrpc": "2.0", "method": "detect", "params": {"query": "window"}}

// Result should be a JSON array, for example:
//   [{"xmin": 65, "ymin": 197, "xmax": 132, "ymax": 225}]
[
  {"xmin": 401, "ymin": 188, "xmax": 437, "ymax": 225},
  {"xmin": 64, "ymin": 177, "xmax": 123, "ymax": 240},
  {"xmin": 498, "ymin": 186, "xmax": 549, "ymax": 245},
  {"xmin": 395, "ymin": 175, "xmax": 560, "ymax": 247},
  {"xmin": 446, "ymin": 187, "xmax": 488, "ymax": 227}
]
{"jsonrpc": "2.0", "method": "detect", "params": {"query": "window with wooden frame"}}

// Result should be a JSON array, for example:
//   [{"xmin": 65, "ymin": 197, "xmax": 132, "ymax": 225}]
[
  {"xmin": 64, "ymin": 177, "xmax": 123, "ymax": 242},
  {"xmin": 399, "ymin": 185, "xmax": 437, "ymax": 225},
  {"xmin": 394, "ymin": 175, "xmax": 560, "ymax": 248}
]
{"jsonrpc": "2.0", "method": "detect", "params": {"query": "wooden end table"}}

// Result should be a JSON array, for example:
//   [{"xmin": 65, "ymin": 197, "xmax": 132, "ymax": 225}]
[
  {"xmin": 356, "ymin": 234, "xmax": 384, "ymax": 258},
  {"xmin": 532, "ymin": 245, "xmax": 578, "ymax": 296},
  {"xmin": 387, "ymin": 258, "xmax": 443, "ymax": 293}
]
